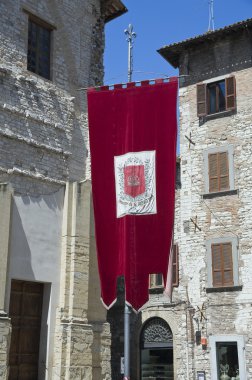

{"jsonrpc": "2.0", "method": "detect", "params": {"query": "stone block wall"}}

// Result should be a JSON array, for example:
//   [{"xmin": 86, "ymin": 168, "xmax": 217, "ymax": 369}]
[
  {"xmin": 128, "ymin": 28, "xmax": 252, "ymax": 380},
  {"xmin": 0, "ymin": 1, "xmax": 109, "ymax": 379},
  {"xmin": 163, "ymin": 62, "xmax": 252, "ymax": 378},
  {"xmin": 0, "ymin": 0, "xmax": 105, "ymax": 193}
]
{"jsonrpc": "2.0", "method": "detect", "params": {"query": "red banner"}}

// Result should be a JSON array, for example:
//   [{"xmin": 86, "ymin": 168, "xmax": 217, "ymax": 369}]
[{"xmin": 87, "ymin": 79, "xmax": 178, "ymax": 311}]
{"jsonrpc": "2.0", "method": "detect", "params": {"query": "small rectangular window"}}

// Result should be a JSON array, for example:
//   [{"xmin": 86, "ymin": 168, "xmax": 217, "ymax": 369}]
[
  {"xmin": 203, "ymin": 145, "xmax": 235, "ymax": 195},
  {"xmin": 210, "ymin": 336, "xmax": 246, "ymax": 380},
  {"xmin": 149, "ymin": 245, "xmax": 179, "ymax": 289},
  {"xmin": 216, "ymin": 342, "xmax": 239, "ymax": 378},
  {"xmin": 211, "ymin": 243, "xmax": 234, "ymax": 287},
  {"xmin": 27, "ymin": 16, "xmax": 52, "ymax": 79},
  {"xmin": 206, "ymin": 237, "xmax": 239, "ymax": 289},
  {"xmin": 149, "ymin": 273, "xmax": 163, "ymax": 289},
  {"xmin": 197, "ymin": 76, "xmax": 236, "ymax": 117},
  {"xmin": 208, "ymin": 151, "xmax": 230, "ymax": 193}
]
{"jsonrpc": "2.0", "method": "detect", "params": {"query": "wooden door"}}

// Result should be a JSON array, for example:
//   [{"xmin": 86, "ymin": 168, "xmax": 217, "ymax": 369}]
[{"xmin": 9, "ymin": 280, "xmax": 44, "ymax": 380}]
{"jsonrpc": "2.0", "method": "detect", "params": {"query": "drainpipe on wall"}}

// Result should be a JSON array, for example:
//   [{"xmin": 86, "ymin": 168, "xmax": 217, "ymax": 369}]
[{"xmin": 185, "ymin": 304, "xmax": 190, "ymax": 380}]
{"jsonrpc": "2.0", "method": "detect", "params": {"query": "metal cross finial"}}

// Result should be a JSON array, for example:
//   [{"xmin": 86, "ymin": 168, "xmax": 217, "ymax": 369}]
[{"xmin": 124, "ymin": 24, "xmax": 137, "ymax": 82}]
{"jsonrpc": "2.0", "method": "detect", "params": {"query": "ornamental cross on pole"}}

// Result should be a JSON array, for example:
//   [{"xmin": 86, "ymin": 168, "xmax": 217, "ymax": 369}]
[{"xmin": 124, "ymin": 24, "xmax": 137, "ymax": 82}]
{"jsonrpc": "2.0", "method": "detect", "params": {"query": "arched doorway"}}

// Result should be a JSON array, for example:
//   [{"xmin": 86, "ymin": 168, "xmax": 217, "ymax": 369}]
[{"xmin": 140, "ymin": 317, "xmax": 173, "ymax": 380}]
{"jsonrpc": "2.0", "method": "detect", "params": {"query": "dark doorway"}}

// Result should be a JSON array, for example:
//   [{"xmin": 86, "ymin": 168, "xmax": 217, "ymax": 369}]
[
  {"xmin": 216, "ymin": 341, "xmax": 239, "ymax": 379},
  {"xmin": 8, "ymin": 280, "xmax": 44, "ymax": 380},
  {"xmin": 140, "ymin": 318, "xmax": 173, "ymax": 380}
]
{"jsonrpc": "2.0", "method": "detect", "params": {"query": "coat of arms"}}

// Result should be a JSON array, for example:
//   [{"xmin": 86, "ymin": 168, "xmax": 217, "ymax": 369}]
[{"xmin": 114, "ymin": 151, "xmax": 156, "ymax": 218}]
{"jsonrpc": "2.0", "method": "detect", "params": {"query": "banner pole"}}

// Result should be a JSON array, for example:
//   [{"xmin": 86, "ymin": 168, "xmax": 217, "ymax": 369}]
[
  {"xmin": 124, "ymin": 303, "xmax": 131, "ymax": 379},
  {"xmin": 123, "ymin": 24, "xmax": 136, "ymax": 380}
]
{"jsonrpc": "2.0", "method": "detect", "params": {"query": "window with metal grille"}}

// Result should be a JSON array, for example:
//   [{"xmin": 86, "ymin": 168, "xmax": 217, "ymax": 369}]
[
  {"xmin": 197, "ymin": 76, "xmax": 236, "ymax": 117},
  {"xmin": 27, "ymin": 16, "xmax": 52, "ymax": 79},
  {"xmin": 211, "ymin": 243, "xmax": 234, "ymax": 287}
]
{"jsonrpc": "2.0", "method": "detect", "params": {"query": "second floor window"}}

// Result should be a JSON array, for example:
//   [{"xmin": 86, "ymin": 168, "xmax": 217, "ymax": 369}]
[
  {"xmin": 212, "ymin": 242, "xmax": 233, "ymax": 287},
  {"xmin": 206, "ymin": 237, "xmax": 239, "ymax": 290},
  {"xmin": 27, "ymin": 16, "xmax": 51, "ymax": 79},
  {"xmin": 203, "ymin": 145, "xmax": 235, "ymax": 195},
  {"xmin": 208, "ymin": 151, "xmax": 229, "ymax": 193},
  {"xmin": 197, "ymin": 76, "xmax": 236, "ymax": 117}
]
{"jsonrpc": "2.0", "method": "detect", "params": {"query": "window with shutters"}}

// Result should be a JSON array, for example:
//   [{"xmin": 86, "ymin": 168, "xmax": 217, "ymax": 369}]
[
  {"xmin": 206, "ymin": 237, "xmax": 239, "ymax": 290},
  {"xmin": 197, "ymin": 76, "xmax": 236, "ymax": 117},
  {"xmin": 203, "ymin": 145, "xmax": 235, "ymax": 196},
  {"xmin": 27, "ymin": 15, "xmax": 53, "ymax": 79},
  {"xmin": 211, "ymin": 242, "xmax": 233, "ymax": 287},
  {"xmin": 149, "ymin": 245, "xmax": 179, "ymax": 290},
  {"xmin": 208, "ymin": 151, "xmax": 229, "ymax": 193}
]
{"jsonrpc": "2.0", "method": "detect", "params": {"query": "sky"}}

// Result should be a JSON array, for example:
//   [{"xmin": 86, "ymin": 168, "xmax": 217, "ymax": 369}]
[{"xmin": 104, "ymin": 0, "xmax": 252, "ymax": 84}]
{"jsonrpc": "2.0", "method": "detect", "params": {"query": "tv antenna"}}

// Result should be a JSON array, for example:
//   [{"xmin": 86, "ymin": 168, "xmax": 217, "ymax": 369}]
[{"xmin": 208, "ymin": 0, "xmax": 215, "ymax": 31}]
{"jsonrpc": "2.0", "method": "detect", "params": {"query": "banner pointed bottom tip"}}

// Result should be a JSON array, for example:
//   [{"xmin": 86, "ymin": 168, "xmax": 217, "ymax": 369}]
[{"xmin": 100, "ymin": 297, "xmax": 117, "ymax": 310}]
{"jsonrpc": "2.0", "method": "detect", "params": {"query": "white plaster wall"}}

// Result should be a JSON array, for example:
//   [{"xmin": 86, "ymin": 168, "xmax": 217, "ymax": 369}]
[
  {"xmin": 8, "ymin": 187, "xmax": 64, "ymax": 380},
  {"xmin": 9, "ymin": 188, "xmax": 64, "ymax": 282}
]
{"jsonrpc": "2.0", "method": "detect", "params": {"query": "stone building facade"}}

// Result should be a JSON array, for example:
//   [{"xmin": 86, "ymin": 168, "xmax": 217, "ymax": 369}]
[
  {"xmin": 0, "ymin": 1, "xmax": 126, "ymax": 379},
  {"xmin": 110, "ymin": 18, "xmax": 252, "ymax": 380}
]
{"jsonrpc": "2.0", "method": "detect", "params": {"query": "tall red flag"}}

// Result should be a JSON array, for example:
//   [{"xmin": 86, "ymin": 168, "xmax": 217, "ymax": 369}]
[{"xmin": 87, "ymin": 79, "xmax": 178, "ymax": 311}]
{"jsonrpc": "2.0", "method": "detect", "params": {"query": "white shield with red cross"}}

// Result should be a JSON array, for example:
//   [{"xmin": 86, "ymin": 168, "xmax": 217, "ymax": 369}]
[{"xmin": 114, "ymin": 151, "xmax": 156, "ymax": 218}]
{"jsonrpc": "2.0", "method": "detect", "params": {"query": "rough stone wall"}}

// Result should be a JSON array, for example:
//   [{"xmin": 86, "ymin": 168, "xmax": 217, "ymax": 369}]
[
  {"xmin": 128, "ymin": 33, "xmax": 252, "ymax": 380},
  {"xmin": 0, "ymin": 1, "xmax": 108, "ymax": 379},
  {"xmin": 54, "ymin": 181, "xmax": 110, "ymax": 380},
  {"xmin": 0, "ymin": 0, "xmax": 104, "ymax": 192},
  {"xmin": 170, "ymin": 66, "xmax": 252, "ymax": 378}
]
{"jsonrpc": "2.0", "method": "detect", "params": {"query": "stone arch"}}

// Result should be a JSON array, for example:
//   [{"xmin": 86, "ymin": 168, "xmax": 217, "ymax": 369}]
[
  {"xmin": 140, "ymin": 317, "xmax": 173, "ymax": 348},
  {"xmin": 140, "ymin": 317, "xmax": 174, "ymax": 380}
]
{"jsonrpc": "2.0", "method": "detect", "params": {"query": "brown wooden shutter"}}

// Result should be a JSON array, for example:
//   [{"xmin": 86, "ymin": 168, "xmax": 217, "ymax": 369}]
[
  {"xmin": 219, "ymin": 151, "xmax": 230, "ymax": 191},
  {"xmin": 208, "ymin": 152, "xmax": 229, "ymax": 192},
  {"xmin": 172, "ymin": 244, "xmax": 179, "ymax": 287},
  {"xmin": 222, "ymin": 243, "xmax": 234, "ymax": 286},
  {"xmin": 225, "ymin": 76, "xmax": 236, "ymax": 111},
  {"xmin": 212, "ymin": 244, "xmax": 222, "ymax": 286},
  {"xmin": 212, "ymin": 243, "xmax": 233, "ymax": 287},
  {"xmin": 209, "ymin": 153, "xmax": 218, "ymax": 192},
  {"xmin": 197, "ymin": 83, "xmax": 207, "ymax": 117}
]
